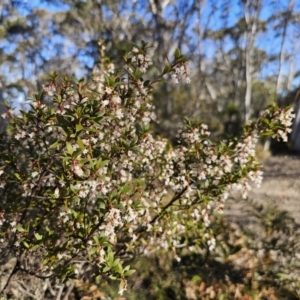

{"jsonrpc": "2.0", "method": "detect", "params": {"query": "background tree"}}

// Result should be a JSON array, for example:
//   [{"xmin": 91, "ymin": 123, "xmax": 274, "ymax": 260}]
[{"xmin": 0, "ymin": 1, "xmax": 299, "ymax": 134}]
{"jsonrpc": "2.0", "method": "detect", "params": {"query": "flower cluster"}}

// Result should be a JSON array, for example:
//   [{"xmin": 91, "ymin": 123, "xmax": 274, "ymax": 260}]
[
  {"xmin": 131, "ymin": 46, "xmax": 152, "ymax": 73},
  {"xmin": 171, "ymin": 62, "xmax": 190, "ymax": 84},
  {"xmin": 0, "ymin": 43, "xmax": 295, "ymax": 295},
  {"xmin": 260, "ymin": 106, "xmax": 295, "ymax": 142}
]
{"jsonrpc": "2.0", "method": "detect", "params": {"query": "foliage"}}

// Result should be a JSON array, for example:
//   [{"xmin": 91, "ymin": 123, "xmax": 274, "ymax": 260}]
[{"xmin": 0, "ymin": 42, "xmax": 295, "ymax": 297}]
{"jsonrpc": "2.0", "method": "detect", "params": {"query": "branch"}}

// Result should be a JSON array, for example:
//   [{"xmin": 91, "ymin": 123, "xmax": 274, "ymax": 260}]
[
  {"xmin": 17, "ymin": 267, "xmax": 53, "ymax": 280},
  {"xmin": 150, "ymin": 186, "xmax": 188, "ymax": 224}
]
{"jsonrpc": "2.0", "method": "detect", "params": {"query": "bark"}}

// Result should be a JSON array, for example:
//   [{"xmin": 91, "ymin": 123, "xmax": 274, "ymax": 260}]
[
  {"xmin": 244, "ymin": 0, "xmax": 261, "ymax": 122},
  {"xmin": 275, "ymin": 0, "xmax": 294, "ymax": 94}
]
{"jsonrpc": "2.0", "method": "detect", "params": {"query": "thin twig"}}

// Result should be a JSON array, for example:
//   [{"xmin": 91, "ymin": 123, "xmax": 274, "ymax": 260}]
[{"xmin": 150, "ymin": 186, "xmax": 188, "ymax": 224}]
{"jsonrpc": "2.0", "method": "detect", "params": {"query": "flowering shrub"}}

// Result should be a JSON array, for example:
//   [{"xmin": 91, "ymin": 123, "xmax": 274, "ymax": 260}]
[{"xmin": 0, "ymin": 41, "xmax": 295, "ymax": 296}]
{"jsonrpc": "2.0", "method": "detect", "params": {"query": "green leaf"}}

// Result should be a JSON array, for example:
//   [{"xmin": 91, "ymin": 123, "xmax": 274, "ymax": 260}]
[
  {"xmin": 66, "ymin": 142, "xmax": 73, "ymax": 155},
  {"xmin": 174, "ymin": 48, "xmax": 181, "ymax": 59},
  {"xmin": 76, "ymin": 124, "xmax": 83, "ymax": 132},
  {"xmin": 112, "ymin": 258, "xmax": 121, "ymax": 267},
  {"xmin": 14, "ymin": 173, "xmax": 21, "ymax": 181},
  {"xmin": 277, "ymin": 272, "xmax": 291, "ymax": 279},
  {"xmin": 31, "ymin": 244, "xmax": 40, "ymax": 251},
  {"xmin": 34, "ymin": 232, "xmax": 43, "ymax": 241},
  {"xmin": 113, "ymin": 261, "xmax": 122, "ymax": 273},
  {"xmin": 143, "ymin": 80, "xmax": 151, "ymax": 87},
  {"xmin": 121, "ymin": 184, "xmax": 132, "ymax": 194},
  {"xmin": 260, "ymin": 131, "xmax": 274, "ymax": 136},
  {"xmin": 261, "ymin": 117, "xmax": 270, "ymax": 125},
  {"xmin": 162, "ymin": 65, "xmax": 172, "ymax": 75},
  {"xmin": 78, "ymin": 77, "xmax": 85, "ymax": 84},
  {"xmin": 131, "ymin": 146, "xmax": 140, "ymax": 153},
  {"xmin": 23, "ymin": 241, "xmax": 30, "ymax": 248},
  {"xmin": 124, "ymin": 269, "xmax": 136, "ymax": 276},
  {"xmin": 192, "ymin": 275, "xmax": 201, "ymax": 282},
  {"xmin": 16, "ymin": 225, "xmax": 25, "ymax": 232},
  {"xmin": 96, "ymin": 159, "xmax": 109, "ymax": 169},
  {"xmin": 107, "ymin": 248, "xmax": 114, "ymax": 265},
  {"xmin": 76, "ymin": 138, "xmax": 85, "ymax": 150},
  {"xmin": 49, "ymin": 140, "xmax": 60, "ymax": 149},
  {"xmin": 56, "ymin": 114, "xmax": 69, "ymax": 127},
  {"xmin": 72, "ymin": 76, "xmax": 79, "ymax": 84},
  {"xmin": 103, "ymin": 265, "xmax": 111, "ymax": 272}
]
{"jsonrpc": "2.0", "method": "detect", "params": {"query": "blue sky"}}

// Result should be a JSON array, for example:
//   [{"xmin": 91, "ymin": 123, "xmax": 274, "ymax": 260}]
[{"xmin": 3, "ymin": 0, "xmax": 300, "ymax": 107}]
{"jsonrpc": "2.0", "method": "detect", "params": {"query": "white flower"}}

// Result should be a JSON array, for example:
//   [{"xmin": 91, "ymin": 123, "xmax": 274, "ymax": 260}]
[
  {"xmin": 73, "ymin": 164, "xmax": 84, "ymax": 177},
  {"xmin": 112, "ymin": 96, "xmax": 121, "ymax": 104},
  {"xmin": 72, "ymin": 144, "xmax": 79, "ymax": 151},
  {"xmin": 98, "ymin": 132, "xmax": 104, "ymax": 140},
  {"xmin": 105, "ymin": 87, "xmax": 113, "ymax": 94},
  {"xmin": 59, "ymin": 180, "xmax": 66, "ymax": 187},
  {"xmin": 115, "ymin": 109, "xmax": 124, "ymax": 119},
  {"xmin": 91, "ymin": 137, "xmax": 98, "ymax": 144},
  {"xmin": 54, "ymin": 187, "xmax": 59, "ymax": 197},
  {"xmin": 101, "ymin": 99, "xmax": 109, "ymax": 107},
  {"xmin": 171, "ymin": 73, "xmax": 179, "ymax": 83}
]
